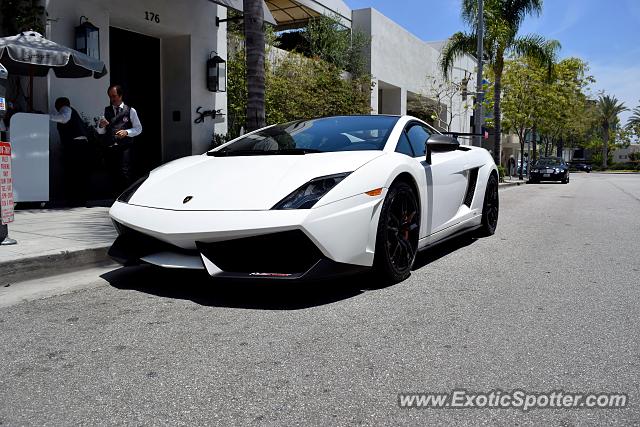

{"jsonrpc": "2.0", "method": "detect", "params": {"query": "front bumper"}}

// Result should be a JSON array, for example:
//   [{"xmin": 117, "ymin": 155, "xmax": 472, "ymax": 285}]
[
  {"xmin": 108, "ymin": 193, "xmax": 384, "ymax": 279},
  {"xmin": 530, "ymin": 170, "xmax": 568, "ymax": 181}
]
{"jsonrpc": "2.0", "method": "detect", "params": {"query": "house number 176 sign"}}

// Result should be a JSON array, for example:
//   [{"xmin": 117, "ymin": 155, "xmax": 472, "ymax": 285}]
[
  {"xmin": 145, "ymin": 11, "xmax": 160, "ymax": 23},
  {"xmin": 0, "ymin": 141, "xmax": 14, "ymax": 224}
]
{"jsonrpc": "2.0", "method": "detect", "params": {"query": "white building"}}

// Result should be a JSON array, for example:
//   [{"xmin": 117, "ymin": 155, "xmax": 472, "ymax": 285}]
[
  {"xmin": 352, "ymin": 8, "xmax": 476, "ymax": 136},
  {"xmin": 612, "ymin": 144, "xmax": 640, "ymax": 163},
  {"xmin": 43, "ymin": 0, "xmax": 230, "ymax": 166},
  {"xmin": 10, "ymin": 0, "xmax": 477, "ymax": 202}
]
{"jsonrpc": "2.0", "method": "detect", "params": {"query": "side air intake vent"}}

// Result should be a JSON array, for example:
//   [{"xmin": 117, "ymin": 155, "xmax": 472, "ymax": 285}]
[{"xmin": 463, "ymin": 168, "xmax": 479, "ymax": 207}]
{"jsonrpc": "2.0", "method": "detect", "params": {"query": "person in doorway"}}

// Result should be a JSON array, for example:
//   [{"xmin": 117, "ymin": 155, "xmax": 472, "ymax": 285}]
[
  {"xmin": 50, "ymin": 97, "xmax": 90, "ymax": 206},
  {"xmin": 97, "ymin": 84, "xmax": 142, "ymax": 196}
]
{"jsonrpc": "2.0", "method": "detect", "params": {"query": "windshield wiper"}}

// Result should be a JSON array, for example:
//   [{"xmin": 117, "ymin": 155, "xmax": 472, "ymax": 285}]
[
  {"xmin": 208, "ymin": 148, "xmax": 323, "ymax": 157},
  {"xmin": 208, "ymin": 149, "xmax": 264, "ymax": 157},
  {"xmin": 278, "ymin": 148, "xmax": 323, "ymax": 154}
]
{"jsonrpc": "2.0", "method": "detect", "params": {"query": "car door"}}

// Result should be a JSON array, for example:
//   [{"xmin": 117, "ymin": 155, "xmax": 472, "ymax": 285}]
[{"xmin": 403, "ymin": 123, "xmax": 469, "ymax": 235}]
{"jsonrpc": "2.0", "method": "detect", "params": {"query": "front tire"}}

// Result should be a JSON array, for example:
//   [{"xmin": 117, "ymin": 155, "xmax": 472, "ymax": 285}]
[
  {"xmin": 478, "ymin": 173, "xmax": 499, "ymax": 236},
  {"xmin": 373, "ymin": 181, "xmax": 420, "ymax": 284}
]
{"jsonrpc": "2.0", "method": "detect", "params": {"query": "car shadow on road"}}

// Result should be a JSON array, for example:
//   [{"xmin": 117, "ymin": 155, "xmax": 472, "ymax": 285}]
[
  {"xmin": 412, "ymin": 234, "xmax": 478, "ymax": 271},
  {"xmin": 101, "ymin": 234, "xmax": 480, "ymax": 310},
  {"xmin": 101, "ymin": 265, "xmax": 368, "ymax": 310}
]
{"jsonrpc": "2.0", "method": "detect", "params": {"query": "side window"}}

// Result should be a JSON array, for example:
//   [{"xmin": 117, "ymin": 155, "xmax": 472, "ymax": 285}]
[
  {"xmin": 405, "ymin": 124, "xmax": 431, "ymax": 158},
  {"xmin": 395, "ymin": 131, "xmax": 415, "ymax": 157}
]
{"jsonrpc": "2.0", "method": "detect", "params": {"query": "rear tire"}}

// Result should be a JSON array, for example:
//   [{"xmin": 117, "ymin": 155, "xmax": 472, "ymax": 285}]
[
  {"xmin": 478, "ymin": 173, "xmax": 499, "ymax": 236},
  {"xmin": 373, "ymin": 181, "xmax": 420, "ymax": 284}
]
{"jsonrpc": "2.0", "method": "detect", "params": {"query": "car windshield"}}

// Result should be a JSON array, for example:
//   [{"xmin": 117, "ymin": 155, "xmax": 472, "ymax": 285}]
[
  {"xmin": 535, "ymin": 159, "xmax": 563, "ymax": 167},
  {"xmin": 209, "ymin": 116, "xmax": 400, "ymax": 156}
]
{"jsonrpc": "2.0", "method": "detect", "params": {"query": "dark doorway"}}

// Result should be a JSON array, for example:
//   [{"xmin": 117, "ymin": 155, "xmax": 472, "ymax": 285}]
[{"xmin": 109, "ymin": 27, "xmax": 162, "ymax": 177}]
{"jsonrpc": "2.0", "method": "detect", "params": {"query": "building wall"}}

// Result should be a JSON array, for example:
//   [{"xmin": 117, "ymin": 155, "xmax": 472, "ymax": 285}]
[
  {"xmin": 352, "ymin": 8, "xmax": 476, "ymax": 138},
  {"xmin": 43, "ymin": 0, "xmax": 227, "ymax": 161},
  {"xmin": 612, "ymin": 144, "xmax": 640, "ymax": 162}
]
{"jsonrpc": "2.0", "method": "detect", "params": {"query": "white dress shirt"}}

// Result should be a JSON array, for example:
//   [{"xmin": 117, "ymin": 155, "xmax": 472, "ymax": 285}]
[
  {"xmin": 49, "ymin": 105, "xmax": 72, "ymax": 124},
  {"xmin": 96, "ymin": 102, "xmax": 143, "ymax": 137},
  {"xmin": 50, "ymin": 105, "xmax": 87, "ymax": 141}
]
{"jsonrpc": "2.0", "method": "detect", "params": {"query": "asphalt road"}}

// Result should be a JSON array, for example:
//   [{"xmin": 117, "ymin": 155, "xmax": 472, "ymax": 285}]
[{"xmin": 1, "ymin": 173, "xmax": 639, "ymax": 425}]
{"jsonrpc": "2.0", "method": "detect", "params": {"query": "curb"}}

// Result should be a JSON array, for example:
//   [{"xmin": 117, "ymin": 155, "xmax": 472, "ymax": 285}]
[
  {"xmin": 499, "ymin": 181, "xmax": 525, "ymax": 189},
  {"xmin": 0, "ymin": 245, "xmax": 115, "ymax": 286},
  {"xmin": 591, "ymin": 171, "xmax": 640, "ymax": 174}
]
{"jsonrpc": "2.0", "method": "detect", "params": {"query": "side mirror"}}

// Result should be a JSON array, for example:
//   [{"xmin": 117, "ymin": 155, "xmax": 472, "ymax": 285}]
[{"xmin": 425, "ymin": 134, "xmax": 459, "ymax": 164}]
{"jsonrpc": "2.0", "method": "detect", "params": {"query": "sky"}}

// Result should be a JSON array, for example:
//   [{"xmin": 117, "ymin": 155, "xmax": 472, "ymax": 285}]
[{"xmin": 344, "ymin": 0, "xmax": 640, "ymax": 123}]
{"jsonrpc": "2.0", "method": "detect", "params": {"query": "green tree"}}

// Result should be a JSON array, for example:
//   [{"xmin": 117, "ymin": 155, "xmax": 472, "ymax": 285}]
[
  {"xmin": 495, "ymin": 55, "xmax": 596, "ymax": 172},
  {"xmin": 628, "ymin": 103, "xmax": 640, "ymax": 140},
  {"xmin": 243, "ymin": 0, "xmax": 266, "ymax": 131},
  {"xmin": 0, "ymin": 0, "xmax": 45, "ymax": 36},
  {"xmin": 596, "ymin": 94, "xmax": 627, "ymax": 168},
  {"xmin": 537, "ymin": 58, "xmax": 594, "ymax": 159},
  {"xmin": 441, "ymin": 0, "xmax": 559, "ymax": 165},
  {"xmin": 304, "ymin": 15, "xmax": 369, "ymax": 77},
  {"xmin": 629, "ymin": 105, "xmax": 640, "ymax": 126},
  {"xmin": 226, "ymin": 32, "xmax": 371, "ymax": 139}
]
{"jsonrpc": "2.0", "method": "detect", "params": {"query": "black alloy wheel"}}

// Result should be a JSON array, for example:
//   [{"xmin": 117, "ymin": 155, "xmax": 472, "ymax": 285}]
[
  {"xmin": 478, "ymin": 173, "xmax": 499, "ymax": 236},
  {"xmin": 373, "ymin": 181, "xmax": 420, "ymax": 284}
]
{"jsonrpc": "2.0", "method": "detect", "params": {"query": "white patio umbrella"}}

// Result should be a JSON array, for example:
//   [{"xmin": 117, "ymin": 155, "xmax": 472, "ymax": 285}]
[{"xmin": 0, "ymin": 31, "xmax": 107, "ymax": 110}]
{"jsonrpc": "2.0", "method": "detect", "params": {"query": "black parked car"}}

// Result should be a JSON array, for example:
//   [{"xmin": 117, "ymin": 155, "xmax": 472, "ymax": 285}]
[
  {"xmin": 569, "ymin": 162, "xmax": 592, "ymax": 173},
  {"xmin": 529, "ymin": 157, "xmax": 570, "ymax": 184}
]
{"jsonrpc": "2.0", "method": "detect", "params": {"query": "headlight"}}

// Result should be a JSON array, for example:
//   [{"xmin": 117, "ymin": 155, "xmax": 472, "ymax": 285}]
[
  {"xmin": 272, "ymin": 172, "xmax": 351, "ymax": 210},
  {"xmin": 117, "ymin": 174, "xmax": 149, "ymax": 203},
  {"xmin": 532, "ymin": 169, "xmax": 539, "ymax": 173},
  {"xmin": 555, "ymin": 168, "xmax": 561, "ymax": 173}
]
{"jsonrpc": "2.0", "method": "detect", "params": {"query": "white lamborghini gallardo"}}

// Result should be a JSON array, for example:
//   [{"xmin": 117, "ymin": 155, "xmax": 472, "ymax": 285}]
[{"xmin": 109, "ymin": 115, "xmax": 499, "ymax": 283}]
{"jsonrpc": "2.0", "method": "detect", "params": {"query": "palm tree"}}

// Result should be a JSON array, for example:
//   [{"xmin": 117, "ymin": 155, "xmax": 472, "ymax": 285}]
[
  {"xmin": 628, "ymin": 103, "xmax": 640, "ymax": 128},
  {"xmin": 596, "ymin": 94, "xmax": 627, "ymax": 168},
  {"xmin": 441, "ymin": 0, "xmax": 559, "ymax": 165},
  {"xmin": 244, "ymin": 0, "xmax": 266, "ymax": 131}
]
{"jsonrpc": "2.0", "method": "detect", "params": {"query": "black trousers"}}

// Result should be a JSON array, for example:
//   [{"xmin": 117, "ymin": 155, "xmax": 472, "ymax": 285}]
[
  {"xmin": 61, "ymin": 139, "xmax": 90, "ymax": 204},
  {"xmin": 106, "ymin": 143, "xmax": 134, "ymax": 196}
]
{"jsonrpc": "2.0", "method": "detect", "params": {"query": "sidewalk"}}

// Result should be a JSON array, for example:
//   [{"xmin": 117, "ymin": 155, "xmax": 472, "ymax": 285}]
[
  {"xmin": 499, "ymin": 179, "xmax": 526, "ymax": 188},
  {"xmin": 0, "ymin": 207, "xmax": 117, "ymax": 285}
]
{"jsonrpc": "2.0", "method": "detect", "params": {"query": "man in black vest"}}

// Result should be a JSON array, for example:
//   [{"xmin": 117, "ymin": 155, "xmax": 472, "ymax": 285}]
[
  {"xmin": 50, "ymin": 97, "xmax": 89, "ymax": 206},
  {"xmin": 97, "ymin": 84, "xmax": 143, "ymax": 195}
]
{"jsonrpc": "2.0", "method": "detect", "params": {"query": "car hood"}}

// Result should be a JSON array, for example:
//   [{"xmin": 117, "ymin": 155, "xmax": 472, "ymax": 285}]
[{"xmin": 128, "ymin": 151, "xmax": 384, "ymax": 211}]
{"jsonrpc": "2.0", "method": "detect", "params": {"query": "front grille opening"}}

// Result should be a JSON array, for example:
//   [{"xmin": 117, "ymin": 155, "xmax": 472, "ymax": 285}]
[
  {"xmin": 111, "ymin": 222, "xmax": 196, "ymax": 259},
  {"xmin": 198, "ymin": 230, "xmax": 323, "ymax": 274}
]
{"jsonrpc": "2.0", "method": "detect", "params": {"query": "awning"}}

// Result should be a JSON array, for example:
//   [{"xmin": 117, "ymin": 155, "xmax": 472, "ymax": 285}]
[
  {"xmin": 265, "ymin": 0, "xmax": 351, "ymax": 29},
  {"xmin": 208, "ymin": 0, "xmax": 278, "ymax": 25}
]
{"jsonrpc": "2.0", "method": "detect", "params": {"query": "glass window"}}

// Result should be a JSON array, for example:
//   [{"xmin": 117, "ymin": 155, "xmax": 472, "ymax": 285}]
[
  {"xmin": 405, "ymin": 124, "xmax": 431, "ymax": 158},
  {"xmin": 210, "ymin": 116, "xmax": 400, "ymax": 156},
  {"xmin": 395, "ymin": 132, "xmax": 415, "ymax": 157}
]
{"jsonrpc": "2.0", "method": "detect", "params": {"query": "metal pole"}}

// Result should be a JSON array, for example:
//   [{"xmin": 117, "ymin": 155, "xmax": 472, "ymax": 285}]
[
  {"xmin": 527, "ymin": 137, "xmax": 531, "ymax": 181},
  {"xmin": 474, "ymin": 0, "xmax": 484, "ymax": 147}
]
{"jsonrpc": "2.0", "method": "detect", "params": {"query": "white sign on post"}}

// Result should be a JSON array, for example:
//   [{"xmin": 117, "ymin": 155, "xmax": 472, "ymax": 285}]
[{"xmin": 0, "ymin": 141, "xmax": 14, "ymax": 224}]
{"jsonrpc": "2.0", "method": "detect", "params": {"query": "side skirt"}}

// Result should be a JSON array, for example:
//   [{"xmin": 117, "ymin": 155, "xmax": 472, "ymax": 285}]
[{"xmin": 417, "ymin": 222, "xmax": 482, "ymax": 253}]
